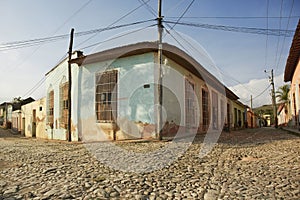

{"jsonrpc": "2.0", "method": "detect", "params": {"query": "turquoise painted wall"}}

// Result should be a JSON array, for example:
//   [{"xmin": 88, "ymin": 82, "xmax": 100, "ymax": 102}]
[{"xmin": 78, "ymin": 52, "xmax": 155, "ymax": 130}]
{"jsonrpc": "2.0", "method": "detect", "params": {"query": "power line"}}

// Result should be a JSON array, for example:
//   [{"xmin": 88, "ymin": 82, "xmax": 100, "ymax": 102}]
[
  {"xmin": 53, "ymin": 0, "xmax": 93, "ymax": 34},
  {"xmin": 163, "ymin": 20, "xmax": 295, "ymax": 37},
  {"xmin": 80, "ymin": 24, "xmax": 157, "ymax": 50},
  {"xmin": 165, "ymin": 16, "xmax": 300, "ymax": 19},
  {"xmin": 136, "ymin": 0, "xmax": 258, "ymax": 94},
  {"xmin": 136, "ymin": 0, "xmax": 191, "ymax": 55},
  {"xmin": 0, "ymin": 19, "xmax": 155, "ymax": 51},
  {"xmin": 219, "ymin": 71, "xmax": 256, "ymax": 94},
  {"xmin": 243, "ymin": 84, "xmax": 271, "ymax": 103},
  {"xmin": 275, "ymin": 0, "xmax": 295, "ymax": 74},
  {"xmin": 23, "ymin": 76, "xmax": 46, "ymax": 97},
  {"xmin": 19, "ymin": 0, "xmax": 155, "ymax": 100},
  {"xmin": 264, "ymin": 0, "xmax": 269, "ymax": 68},
  {"xmin": 138, "ymin": 0, "xmax": 156, "ymax": 16},
  {"xmin": 75, "ymin": 0, "xmax": 152, "ymax": 48},
  {"xmin": 168, "ymin": 0, "xmax": 195, "ymax": 31},
  {"xmin": 4, "ymin": 1, "xmax": 93, "ymax": 73},
  {"xmin": 165, "ymin": 0, "xmax": 186, "ymax": 15},
  {"xmin": 274, "ymin": 0, "xmax": 284, "ymax": 69},
  {"xmin": 21, "ymin": 23, "xmax": 158, "ymax": 98}
]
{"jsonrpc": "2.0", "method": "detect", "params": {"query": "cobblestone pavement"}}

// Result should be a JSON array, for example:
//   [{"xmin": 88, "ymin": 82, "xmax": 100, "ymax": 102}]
[{"xmin": 0, "ymin": 128, "xmax": 299, "ymax": 200}]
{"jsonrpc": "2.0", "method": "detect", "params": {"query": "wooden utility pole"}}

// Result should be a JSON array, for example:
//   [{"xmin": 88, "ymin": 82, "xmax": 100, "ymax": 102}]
[
  {"xmin": 67, "ymin": 28, "xmax": 74, "ymax": 142},
  {"xmin": 156, "ymin": 0, "xmax": 163, "ymax": 140},
  {"xmin": 270, "ymin": 69, "xmax": 278, "ymax": 128},
  {"xmin": 250, "ymin": 95, "xmax": 253, "ymax": 110}
]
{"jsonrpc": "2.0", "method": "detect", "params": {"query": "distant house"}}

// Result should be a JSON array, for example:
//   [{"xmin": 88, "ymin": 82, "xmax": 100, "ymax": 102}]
[
  {"xmin": 45, "ymin": 42, "xmax": 242, "ymax": 141},
  {"xmin": 284, "ymin": 20, "xmax": 300, "ymax": 130},
  {"xmin": 231, "ymin": 100, "xmax": 246, "ymax": 129},
  {"xmin": 0, "ymin": 102, "xmax": 13, "ymax": 128},
  {"xmin": 0, "ymin": 97, "xmax": 35, "ymax": 129},
  {"xmin": 11, "ymin": 110, "xmax": 22, "ymax": 133},
  {"xmin": 10, "ymin": 97, "xmax": 35, "ymax": 133},
  {"xmin": 21, "ymin": 98, "xmax": 46, "ymax": 138},
  {"xmin": 277, "ymin": 103, "xmax": 288, "ymax": 126},
  {"xmin": 246, "ymin": 107, "xmax": 258, "ymax": 128}
]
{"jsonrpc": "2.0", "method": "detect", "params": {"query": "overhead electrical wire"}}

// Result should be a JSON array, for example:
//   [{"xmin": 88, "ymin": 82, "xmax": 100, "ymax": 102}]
[
  {"xmin": 54, "ymin": 0, "xmax": 94, "ymax": 34},
  {"xmin": 137, "ymin": 0, "xmax": 260, "ymax": 96},
  {"xmin": 5, "ymin": 0, "xmax": 94, "ymax": 73},
  {"xmin": 21, "ymin": 23, "xmax": 157, "ymax": 99},
  {"xmin": 23, "ymin": 76, "xmax": 46, "ymax": 97},
  {"xmin": 165, "ymin": 0, "xmax": 186, "ymax": 15},
  {"xmin": 80, "ymin": 24, "xmax": 157, "ymax": 50},
  {"xmin": 75, "ymin": 0, "xmax": 152, "ymax": 48},
  {"xmin": 275, "ymin": 0, "xmax": 295, "ymax": 74},
  {"xmin": 274, "ymin": 0, "xmax": 284, "ymax": 69},
  {"xmin": 21, "ymin": 23, "xmax": 156, "ymax": 98},
  {"xmin": 19, "ymin": 1, "xmax": 297, "ymax": 102},
  {"xmin": 168, "ymin": 0, "xmax": 195, "ymax": 31},
  {"xmin": 171, "ymin": 28, "xmax": 261, "ymax": 95},
  {"xmin": 165, "ymin": 16, "xmax": 300, "ymax": 19},
  {"xmin": 243, "ymin": 84, "xmax": 271, "ymax": 103},
  {"xmin": 163, "ymin": 20, "xmax": 295, "ymax": 37},
  {"xmin": 264, "ymin": 0, "xmax": 269, "ymax": 68},
  {"xmin": 0, "ymin": 19, "xmax": 155, "ymax": 51},
  {"xmin": 138, "ymin": 0, "xmax": 156, "ymax": 16},
  {"xmin": 2, "ymin": 19, "xmax": 294, "ymax": 52},
  {"xmin": 136, "ymin": 0, "xmax": 193, "ymax": 55},
  {"xmin": 20, "ymin": 0, "xmax": 156, "ymax": 99}
]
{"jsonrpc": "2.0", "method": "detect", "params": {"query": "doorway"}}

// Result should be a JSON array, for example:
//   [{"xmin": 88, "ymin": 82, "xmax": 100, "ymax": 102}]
[
  {"xmin": 185, "ymin": 79, "xmax": 196, "ymax": 131},
  {"xmin": 32, "ymin": 109, "xmax": 36, "ymax": 137}
]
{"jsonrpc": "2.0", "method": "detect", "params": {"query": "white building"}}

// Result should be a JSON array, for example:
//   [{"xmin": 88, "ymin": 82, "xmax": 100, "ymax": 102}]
[{"xmin": 45, "ymin": 42, "xmax": 241, "ymax": 141}]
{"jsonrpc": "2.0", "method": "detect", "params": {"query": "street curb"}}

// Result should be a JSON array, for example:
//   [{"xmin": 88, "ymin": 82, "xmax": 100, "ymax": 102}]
[{"xmin": 280, "ymin": 127, "xmax": 300, "ymax": 137}]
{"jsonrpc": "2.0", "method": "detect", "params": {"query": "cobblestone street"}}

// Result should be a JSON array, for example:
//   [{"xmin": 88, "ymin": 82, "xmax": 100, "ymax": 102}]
[{"xmin": 0, "ymin": 128, "xmax": 299, "ymax": 200}]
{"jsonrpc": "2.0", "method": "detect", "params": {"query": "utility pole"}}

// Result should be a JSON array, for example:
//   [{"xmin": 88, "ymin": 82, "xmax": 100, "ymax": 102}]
[
  {"xmin": 265, "ymin": 69, "xmax": 278, "ymax": 128},
  {"xmin": 67, "ymin": 28, "xmax": 74, "ymax": 142},
  {"xmin": 250, "ymin": 95, "xmax": 253, "ymax": 128},
  {"xmin": 270, "ymin": 69, "xmax": 278, "ymax": 128},
  {"xmin": 250, "ymin": 95, "xmax": 253, "ymax": 110},
  {"xmin": 156, "ymin": 0, "xmax": 163, "ymax": 140}
]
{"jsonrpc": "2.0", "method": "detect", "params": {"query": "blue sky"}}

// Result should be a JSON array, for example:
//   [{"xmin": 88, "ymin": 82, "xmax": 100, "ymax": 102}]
[{"xmin": 0, "ymin": 0, "xmax": 299, "ymax": 107}]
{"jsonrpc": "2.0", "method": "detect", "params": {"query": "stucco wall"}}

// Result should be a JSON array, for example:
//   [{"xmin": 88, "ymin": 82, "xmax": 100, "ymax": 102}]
[
  {"xmin": 45, "ymin": 49, "xmax": 240, "ymax": 141},
  {"xmin": 22, "ymin": 98, "xmax": 46, "ymax": 139},
  {"xmin": 162, "ymin": 55, "xmax": 228, "ymax": 133},
  {"xmin": 290, "ymin": 60, "xmax": 300, "ymax": 126},
  {"xmin": 11, "ymin": 110, "xmax": 22, "ymax": 132},
  {"xmin": 231, "ymin": 101, "xmax": 245, "ymax": 128},
  {"xmin": 45, "ymin": 55, "xmax": 79, "ymax": 141},
  {"xmin": 77, "ymin": 53, "xmax": 155, "ymax": 141}
]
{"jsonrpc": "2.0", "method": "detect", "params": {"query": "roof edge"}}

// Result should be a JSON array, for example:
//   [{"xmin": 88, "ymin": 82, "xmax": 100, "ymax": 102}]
[{"xmin": 284, "ymin": 19, "xmax": 300, "ymax": 82}]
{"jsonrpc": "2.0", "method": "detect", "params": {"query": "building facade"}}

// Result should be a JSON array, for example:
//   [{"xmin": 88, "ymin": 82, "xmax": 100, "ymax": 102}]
[
  {"xmin": 284, "ymin": 20, "xmax": 300, "ymax": 130},
  {"xmin": 22, "ymin": 98, "xmax": 46, "ymax": 138},
  {"xmin": 45, "ymin": 42, "xmax": 242, "ymax": 141},
  {"xmin": 0, "ymin": 102, "xmax": 13, "ymax": 128}
]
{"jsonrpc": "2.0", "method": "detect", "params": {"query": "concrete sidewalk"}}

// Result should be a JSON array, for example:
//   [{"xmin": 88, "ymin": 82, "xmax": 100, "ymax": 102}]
[{"xmin": 281, "ymin": 127, "xmax": 300, "ymax": 136}]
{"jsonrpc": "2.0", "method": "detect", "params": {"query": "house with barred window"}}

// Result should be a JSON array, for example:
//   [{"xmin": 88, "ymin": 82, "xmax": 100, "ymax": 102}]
[{"xmin": 45, "ymin": 42, "xmax": 242, "ymax": 141}]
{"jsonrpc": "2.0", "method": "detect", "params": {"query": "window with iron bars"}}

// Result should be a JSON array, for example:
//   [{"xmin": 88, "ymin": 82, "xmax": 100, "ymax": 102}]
[
  {"xmin": 60, "ymin": 82, "xmax": 69, "ymax": 129},
  {"xmin": 95, "ymin": 70, "xmax": 118, "ymax": 123},
  {"xmin": 212, "ymin": 91, "xmax": 218, "ymax": 130},
  {"xmin": 202, "ymin": 88, "xmax": 209, "ymax": 131},
  {"xmin": 47, "ymin": 90, "xmax": 54, "ymax": 128}
]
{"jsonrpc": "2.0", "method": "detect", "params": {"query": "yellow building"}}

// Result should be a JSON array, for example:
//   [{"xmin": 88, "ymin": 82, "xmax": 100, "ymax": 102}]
[
  {"xmin": 21, "ymin": 98, "xmax": 47, "ymax": 139},
  {"xmin": 284, "ymin": 20, "xmax": 300, "ymax": 130}
]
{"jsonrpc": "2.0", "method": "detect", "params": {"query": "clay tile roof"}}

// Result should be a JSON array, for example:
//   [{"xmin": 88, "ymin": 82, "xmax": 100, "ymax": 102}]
[{"xmin": 284, "ymin": 19, "xmax": 300, "ymax": 82}]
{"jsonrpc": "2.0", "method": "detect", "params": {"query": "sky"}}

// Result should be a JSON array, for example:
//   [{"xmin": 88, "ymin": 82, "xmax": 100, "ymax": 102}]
[{"xmin": 0, "ymin": 0, "xmax": 299, "ymax": 108}]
